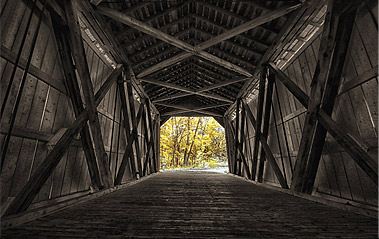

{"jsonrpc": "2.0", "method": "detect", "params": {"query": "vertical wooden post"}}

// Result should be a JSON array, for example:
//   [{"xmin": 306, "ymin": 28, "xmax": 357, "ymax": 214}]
[
  {"xmin": 52, "ymin": 22, "xmax": 103, "ymax": 190},
  {"xmin": 238, "ymin": 105, "xmax": 246, "ymax": 176},
  {"xmin": 251, "ymin": 67, "xmax": 266, "ymax": 180},
  {"xmin": 291, "ymin": 0, "xmax": 358, "ymax": 192},
  {"xmin": 242, "ymin": 100, "xmax": 288, "ymax": 189},
  {"xmin": 257, "ymin": 66, "xmax": 274, "ymax": 183},
  {"xmin": 224, "ymin": 117, "xmax": 233, "ymax": 174},
  {"xmin": 233, "ymin": 99, "xmax": 241, "ymax": 175},
  {"xmin": 155, "ymin": 118, "xmax": 161, "ymax": 171},
  {"xmin": 273, "ymin": 81, "xmax": 290, "ymax": 184},
  {"xmin": 141, "ymin": 99, "xmax": 156, "ymax": 176},
  {"xmin": 117, "ymin": 77, "xmax": 137, "ymax": 182},
  {"xmin": 126, "ymin": 79, "xmax": 143, "ymax": 178},
  {"xmin": 301, "ymin": 5, "xmax": 358, "ymax": 193},
  {"xmin": 141, "ymin": 102, "xmax": 150, "ymax": 176},
  {"xmin": 146, "ymin": 100, "xmax": 157, "ymax": 173},
  {"xmin": 64, "ymin": 0, "xmax": 113, "ymax": 188}
]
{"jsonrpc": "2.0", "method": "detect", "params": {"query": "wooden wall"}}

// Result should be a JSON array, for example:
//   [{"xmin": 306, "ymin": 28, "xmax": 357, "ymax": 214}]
[
  {"xmin": 235, "ymin": 1, "xmax": 377, "ymax": 207},
  {"xmin": 0, "ymin": 0, "xmax": 158, "ymax": 213}
]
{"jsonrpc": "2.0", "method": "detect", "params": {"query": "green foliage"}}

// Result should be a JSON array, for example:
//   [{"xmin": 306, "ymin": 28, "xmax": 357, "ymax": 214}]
[{"xmin": 160, "ymin": 117, "xmax": 226, "ymax": 169}]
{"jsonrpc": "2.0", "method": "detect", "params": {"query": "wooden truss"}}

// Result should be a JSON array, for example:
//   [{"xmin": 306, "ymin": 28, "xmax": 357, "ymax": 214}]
[
  {"xmin": 225, "ymin": 0, "xmax": 377, "ymax": 195},
  {"xmin": 3, "ymin": 0, "xmax": 159, "ymax": 217}
]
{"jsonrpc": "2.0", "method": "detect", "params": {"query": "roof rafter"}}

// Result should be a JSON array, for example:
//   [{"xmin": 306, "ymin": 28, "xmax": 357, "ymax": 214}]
[
  {"xmin": 119, "ymin": 2, "xmax": 190, "ymax": 37},
  {"xmin": 196, "ymin": 2, "xmax": 279, "ymax": 35},
  {"xmin": 97, "ymin": 5, "xmax": 254, "ymax": 77},
  {"xmin": 129, "ymin": 3, "xmax": 300, "ymax": 78}
]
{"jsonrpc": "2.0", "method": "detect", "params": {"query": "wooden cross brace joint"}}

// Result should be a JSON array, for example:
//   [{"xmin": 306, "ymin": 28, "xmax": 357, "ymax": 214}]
[{"xmin": 95, "ymin": 3, "xmax": 301, "ymax": 78}]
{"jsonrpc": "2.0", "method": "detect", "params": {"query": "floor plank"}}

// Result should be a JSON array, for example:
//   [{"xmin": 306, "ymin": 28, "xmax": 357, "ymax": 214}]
[{"xmin": 2, "ymin": 171, "xmax": 377, "ymax": 238}]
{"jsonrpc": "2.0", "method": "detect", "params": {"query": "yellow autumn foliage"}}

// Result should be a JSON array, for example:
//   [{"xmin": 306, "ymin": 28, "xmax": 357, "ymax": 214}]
[{"xmin": 160, "ymin": 117, "xmax": 227, "ymax": 169}]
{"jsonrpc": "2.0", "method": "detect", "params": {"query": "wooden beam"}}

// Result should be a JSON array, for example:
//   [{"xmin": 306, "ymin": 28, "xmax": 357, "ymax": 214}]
[
  {"xmin": 52, "ymin": 22, "xmax": 103, "ymax": 190},
  {"xmin": 194, "ymin": 3, "xmax": 301, "ymax": 52},
  {"xmin": 141, "ymin": 104, "xmax": 150, "ymax": 176},
  {"xmin": 268, "ymin": 63, "xmax": 378, "ymax": 186},
  {"xmin": 90, "ymin": 0, "xmax": 102, "ymax": 6},
  {"xmin": 229, "ymin": 0, "xmax": 318, "ymax": 118},
  {"xmin": 257, "ymin": 67, "xmax": 275, "ymax": 183},
  {"xmin": 76, "ymin": 1, "xmax": 152, "ymax": 102},
  {"xmin": 162, "ymin": 111, "xmax": 223, "ymax": 118},
  {"xmin": 115, "ymin": 102, "xmax": 144, "ymax": 184},
  {"xmin": 147, "ymin": 65, "xmax": 243, "ymax": 97},
  {"xmin": 156, "ymin": 102, "xmax": 224, "ymax": 117},
  {"xmin": 197, "ymin": 2, "xmax": 276, "ymax": 35},
  {"xmin": 126, "ymin": 80, "xmax": 143, "ymax": 177},
  {"xmin": 242, "ymin": 100, "xmax": 288, "ymax": 189},
  {"xmin": 196, "ymin": 78, "xmax": 249, "ymax": 92},
  {"xmin": 233, "ymin": 99, "xmax": 241, "ymax": 175},
  {"xmin": 94, "ymin": 64, "xmax": 123, "ymax": 106},
  {"xmin": 158, "ymin": 103, "xmax": 229, "ymax": 116},
  {"xmin": 119, "ymin": 2, "xmax": 189, "ymax": 37},
  {"xmin": 140, "ymin": 78, "xmax": 234, "ymax": 103},
  {"xmin": 126, "ymin": 15, "xmax": 193, "ymax": 58},
  {"xmin": 64, "ymin": 0, "xmax": 113, "ymax": 188},
  {"xmin": 291, "ymin": 0, "xmax": 358, "ymax": 192},
  {"xmin": 95, "ymin": 6, "xmax": 192, "ymax": 52},
  {"xmin": 193, "ymin": 14, "xmax": 270, "ymax": 49},
  {"xmin": 338, "ymin": 66, "xmax": 378, "ymax": 95},
  {"xmin": 116, "ymin": 79, "xmax": 137, "ymax": 183},
  {"xmin": 291, "ymin": 0, "xmax": 338, "ymax": 192},
  {"xmin": 224, "ymin": 117, "xmax": 234, "ymax": 173},
  {"xmin": 95, "ymin": 6, "xmax": 252, "ymax": 77},
  {"xmin": 193, "ymin": 27, "xmax": 264, "ymax": 57},
  {"xmin": 3, "ymin": 111, "xmax": 88, "ymax": 216},
  {"xmin": 226, "ymin": 118, "xmax": 252, "ymax": 179},
  {"xmin": 0, "ymin": 45, "xmax": 66, "ymax": 94},
  {"xmin": 153, "ymin": 92, "xmax": 193, "ymax": 103},
  {"xmin": 145, "ymin": 100, "xmax": 157, "ymax": 173},
  {"xmin": 251, "ymin": 67, "xmax": 267, "ymax": 180},
  {"xmin": 301, "ymin": 4, "xmax": 359, "ymax": 193},
  {"xmin": 133, "ymin": 3, "xmax": 300, "ymax": 78},
  {"xmin": 141, "ymin": 101, "xmax": 157, "ymax": 176},
  {"xmin": 238, "ymin": 102, "xmax": 246, "ymax": 176}
]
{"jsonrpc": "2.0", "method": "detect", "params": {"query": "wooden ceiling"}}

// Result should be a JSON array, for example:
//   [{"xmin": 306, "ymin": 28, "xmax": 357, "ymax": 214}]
[{"xmin": 93, "ymin": 0, "xmax": 303, "ymax": 118}]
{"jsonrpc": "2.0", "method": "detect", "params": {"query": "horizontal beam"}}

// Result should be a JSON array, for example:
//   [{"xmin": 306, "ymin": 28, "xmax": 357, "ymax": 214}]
[
  {"xmin": 1, "ymin": 45, "xmax": 66, "ymax": 94},
  {"xmin": 140, "ymin": 78, "xmax": 233, "ymax": 103},
  {"xmin": 156, "ymin": 102, "xmax": 224, "ymax": 117},
  {"xmin": 152, "ymin": 92, "xmax": 192, "ymax": 103},
  {"xmin": 196, "ymin": 77, "xmax": 250, "ymax": 93},
  {"xmin": 164, "ymin": 111, "xmax": 220, "ymax": 118}
]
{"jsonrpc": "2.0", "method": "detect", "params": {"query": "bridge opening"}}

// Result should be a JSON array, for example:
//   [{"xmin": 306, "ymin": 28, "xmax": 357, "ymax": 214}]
[{"xmin": 160, "ymin": 117, "xmax": 227, "ymax": 171}]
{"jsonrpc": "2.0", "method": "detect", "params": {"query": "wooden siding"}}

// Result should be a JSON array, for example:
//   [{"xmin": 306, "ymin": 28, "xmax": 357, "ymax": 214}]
[
  {"xmin": 0, "ymin": 0, "xmax": 157, "ymax": 213},
  {"xmin": 237, "ymin": 1, "xmax": 377, "ymax": 207}
]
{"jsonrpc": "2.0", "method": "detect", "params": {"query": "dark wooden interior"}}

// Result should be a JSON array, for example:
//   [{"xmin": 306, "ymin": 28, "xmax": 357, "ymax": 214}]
[{"xmin": 0, "ymin": 0, "xmax": 377, "ymax": 237}]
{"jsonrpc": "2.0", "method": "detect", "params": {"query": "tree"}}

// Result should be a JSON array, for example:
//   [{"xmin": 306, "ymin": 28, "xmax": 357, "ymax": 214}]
[{"xmin": 160, "ymin": 117, "xmax": 227, "ymax": 169}]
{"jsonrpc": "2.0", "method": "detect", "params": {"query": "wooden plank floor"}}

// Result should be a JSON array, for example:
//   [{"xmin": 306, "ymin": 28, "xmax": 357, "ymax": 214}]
[{"xmin": 2, "ymin": 171, "xmax": 377, "ymax": 238}]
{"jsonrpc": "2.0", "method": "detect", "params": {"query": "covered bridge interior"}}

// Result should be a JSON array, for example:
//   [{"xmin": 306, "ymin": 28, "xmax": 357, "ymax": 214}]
[{"xmin": 1, "ymin": 0, "xmax": 378, "ymax": 237}]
